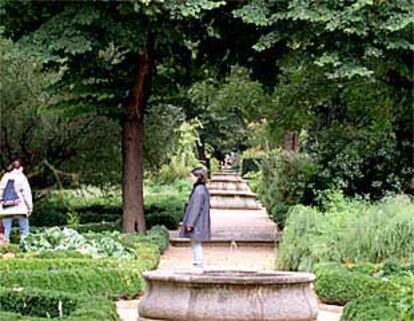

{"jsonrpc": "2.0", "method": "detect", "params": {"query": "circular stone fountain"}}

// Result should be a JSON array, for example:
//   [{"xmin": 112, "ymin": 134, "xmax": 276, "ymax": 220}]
[{"xmin": 138, "ymin": 270, "xmax": 318, "ymax": 321}]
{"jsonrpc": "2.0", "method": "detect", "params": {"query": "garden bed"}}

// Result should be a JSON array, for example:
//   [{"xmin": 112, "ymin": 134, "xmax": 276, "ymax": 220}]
[
  {"xmin": 0, "ymin": 288, "xmax": 119, "ymax": 321},
  {"xmin": 315, "ymin": 261, "xmax": 414, "ymax": 321}
]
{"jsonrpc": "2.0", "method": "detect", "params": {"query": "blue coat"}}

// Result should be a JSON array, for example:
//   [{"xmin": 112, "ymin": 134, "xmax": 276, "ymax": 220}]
[{"xmin": 179, "ymin": 183, "xmax": 211, "ymax": 241}]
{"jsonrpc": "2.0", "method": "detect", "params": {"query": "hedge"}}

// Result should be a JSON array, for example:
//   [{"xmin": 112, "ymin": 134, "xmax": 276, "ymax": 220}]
[
  {"xmin": 115, "ymin": 226, "xmax": 170, "ymax": 254},
  {"xmin": 315, "ymin": 262, "xmax": 414, "ymax": 321},
  {"xmin": 314, "ymin": 263, "xmax": 383, "ymax": 305},
  {"xmin": 0, "ymin": 266, "xmax": 145, "ymax": 299},
  {"xmin": 30, "ymin": 181, "xmax": 190, "ymax": 231},
  {"xmin": 0, "ymin": 242, "xmax": 161, "ymax": 299},
  {"xmin": 341, "ymin": 296, "xmax": 400, "ymax": 321},
  {"xmin": 0, "ymin": 288, "xmax": 119, "ymax": 321}
]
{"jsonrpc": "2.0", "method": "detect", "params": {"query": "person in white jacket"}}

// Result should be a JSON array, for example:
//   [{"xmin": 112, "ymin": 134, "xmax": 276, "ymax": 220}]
[{"xmin": 0, "ymin": 159, "xmax": 33, "ymax": 242}]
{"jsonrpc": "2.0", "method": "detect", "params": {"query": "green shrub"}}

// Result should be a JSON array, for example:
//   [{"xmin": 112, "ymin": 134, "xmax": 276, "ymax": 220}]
[
  {"xmin": 0, "ymin": 244, "xmax": 20, "ymax": 255},
  {"xmin": 259, "ymin": 149, "xmax": 318, "ymax": 228},
  {"xmin": 0, "ymin": 265, "xmax": 145, "ymax": 299},
  {"xmin": 0, "ymin": 288, "xmax": 119, "ymax": 321},
  {"xmin": 116, "ymin": 226, "xmax": 170, "ymax": 254},
  {"xmin": 0, "ymin": 288, "xmax": 77, "ymax": 318},
  {"xmin": 277, "ymin": 194, "xmax": 414, "ymax": 271},
  {"xmin": 0, "ymin": 258, "xmax": 123, "ymax": 271},
  {"xmin": 29, "ymin": 180, "xmax": 190, "ymax": 230},
  {"xmin": 16, "ymin": 250, "xmax": 93, "ymax": 259},
  {"xmin": 146, "ymin": 213, "xmax": 179, "ymax": 230},
  {"xmin": 241, "ymin": 157, "xmax": 261, "ymax": 176},
  {"xmin": 341, "ymin": 275, "xmax": 414, "ymax": 321},
  {"xmin": 315, "ymin": 262, "xmax": 414, "ymax": 321},
  {"xmin": 314, "ymin": 263, "xmax": 383, "ymax": 305},
  {"xmin": 0, "ymin": 227, "xmax": 164, "ymax": 299},
  {"xmin": 341, "ymin": 296, "xmax": 400, "ymax": 321},
  {"xmin": 74, "ymin": 221, "xmax": 121, "ymax": 233},
  {"xmin": 21, "ymin": 228, "xmax": 136, "ymax": 259}
]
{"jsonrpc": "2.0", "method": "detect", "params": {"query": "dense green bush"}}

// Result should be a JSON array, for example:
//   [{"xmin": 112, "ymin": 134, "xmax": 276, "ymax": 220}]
[
  {"xmin": 0, "ymin": 288, "xmax": 119, "ymax": 321},
  {"xmin": 341, "ymin": 296, "xmax": 400, "ymax": 321},
  {"xmin": 0, "ymin": 288, "xmax": 77, "ymax": 318},
  {"xmin": 259, "ymin": 149, "xmax": 318, "ymax": 228},
  {"xmin": 0, "ymin": 244, "xmax": 20, "ymax": 255},
  {"xmin": 277, "ymin": 193, "xmax": 414, "ymax": 271},
  {"xmin": 315, "ymin": 262, "xmax": 414, "ymax": 321},
  {"xmin": 115, "ymin": 225, "xmax": 170, "ymax": 254},
  {"xmin": 0, "ymin": 245, "xmax": 159, "ymax": 298},
  {"xmin": 241, "ymin": 157, "xmax": 261, "ymax": 176},
  {"xmin": 29, "ymin": 180, "xmax": 191, "ymax": 230},
  {"xmin": 314, "ymin": 264, "xmax": 383, "ymax": 305},
  {"xmin": 0, "ymin": 267, "xmax": 145, "ymax": 298},
  {"xmin": 0, "ymin": 226, "xmax": 166, "ymax": 301}
]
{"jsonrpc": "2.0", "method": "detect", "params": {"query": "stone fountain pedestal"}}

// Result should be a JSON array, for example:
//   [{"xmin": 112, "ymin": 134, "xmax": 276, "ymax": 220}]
[{"xmin": 138, "ymin": 270, "xmax": 318, "ymax": 321}]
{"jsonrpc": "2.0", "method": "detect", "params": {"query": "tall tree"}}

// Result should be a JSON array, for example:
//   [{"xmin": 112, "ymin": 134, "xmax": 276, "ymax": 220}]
[
  {"xmin": 235, "ymin": 0, "xmax": 414, "ymax": 196},
  {"xmin": 0, "ymin": 0, "xmax": 226, "ymax": 233}
]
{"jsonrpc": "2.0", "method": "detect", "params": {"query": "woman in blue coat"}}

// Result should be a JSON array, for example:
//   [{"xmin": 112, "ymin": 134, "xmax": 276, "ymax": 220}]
[{"xmin": 180, "ymin": 167, "xmax": 211, "ymax": 271}]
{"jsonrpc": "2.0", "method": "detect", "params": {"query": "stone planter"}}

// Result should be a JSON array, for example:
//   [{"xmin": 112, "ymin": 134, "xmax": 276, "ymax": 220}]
[{"xmin": 139, "ymin": 270, "xmax": 318, "ymax": 321}]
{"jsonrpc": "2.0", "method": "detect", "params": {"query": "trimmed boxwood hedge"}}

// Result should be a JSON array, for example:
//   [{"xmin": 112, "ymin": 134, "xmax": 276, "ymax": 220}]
[
  {"xmin": 0, "ymin": 288, "xmax": 119, "ymax": 321},
  {"xmin": 0, "ymin": 267, "xmax": 144, "ymax": 299},
  {"xmin": 31, "ymin": 195, "xmax": 186, "ymax": 230},
  {"xmin": 0, "ymin": 243, "xmax": 160, "ymax": 299}
]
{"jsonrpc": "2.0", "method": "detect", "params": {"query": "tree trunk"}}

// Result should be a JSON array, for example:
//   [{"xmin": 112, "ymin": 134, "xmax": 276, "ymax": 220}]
[
  {"xmin": 282, "ymin": 131, "xmax": 300, "ymax": 151},
  {"xmin": 122, "ymin": 35, "xmax": 155, "ymax": 234}
]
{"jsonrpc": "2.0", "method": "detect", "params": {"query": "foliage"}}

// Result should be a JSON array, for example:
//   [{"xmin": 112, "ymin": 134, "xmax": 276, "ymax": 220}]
[
  {"xmin": 241, "ymin": 158, "xmax": 261, "ymax": 176},
  {"xmin": 0, "ymin": 244, "xmax": 20, "ymax": 255},
  {"xmin": 259, "ymin": 149, "xmax": 318, "ymax": 228},
  {"xmin": 0, "ymin": 264, "xmax": 146, "ymax": 299},
  {"xmin": 28, "ymin": 180, "xmax": 191, "ymax": 230},
  {"xmin": 234, "ymin": 0, "xmax": 413, "ymax": 198},
  {"xmin": 314, "ymin": 262, "xmax": 414, "ymax": 321},
  {"xmin": 113, "ymin": 225, "xmax": 170, "ymax": 254},
  {"xmin": 305, "ymin": 126, "xmax": 413, "ymax": 199},
  {"xmin": 277, "ymin": 194, "xmax": 414, "ymax": 271},
  {"xmin": 0, "ymin": 37, "xmax": 122, "ymax": 186},
  {"xmin": 0, "ymin": 237, "xmax": 162, "ymax": 299},
  {"xmin": 187, "ymin": 66, "xmax": 269, "ymax": 155},
  {"xmin": 314, "ymin": 263, "xmax": 383, "ymax": 305},
  {"xmin": 152, "ymin": 121, "xmax": 203, "ymax": 184},
  {"xmin": 341, "ymin": 296, "xmax": 401, "ymax": 321},
  {"xmin": 144, "ymin": 104, "xmax": 185, "ymax": 172},
  {"xmin": 21, "ymin": 228, "xmax": 135, "ymax": 259},
  {"xmin": 0, "ymin": 288, "xmax": 120, "ymax": 321}
]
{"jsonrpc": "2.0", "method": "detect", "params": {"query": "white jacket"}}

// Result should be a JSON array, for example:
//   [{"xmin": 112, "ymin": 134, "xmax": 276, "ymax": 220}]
[{"xmin": 0, "ymin": 169, "xmax": 33, "ymax": 216}]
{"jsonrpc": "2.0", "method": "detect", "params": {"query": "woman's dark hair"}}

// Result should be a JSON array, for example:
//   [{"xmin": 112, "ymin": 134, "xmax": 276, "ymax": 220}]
[
  {"xmin": 7, "ymin": 159, "xmax": 23, "ymax": 172},
  {"xmin": 191, "ymin": 167, "xmax": 208, "ymax": 184}
]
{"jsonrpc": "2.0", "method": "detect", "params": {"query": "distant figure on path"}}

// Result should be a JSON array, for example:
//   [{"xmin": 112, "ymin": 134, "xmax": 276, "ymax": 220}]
[
  {"xmin": 180, "ymin": 167, "xmax": 211, "ymax": 272},
  {"xmin": 0, "ymin": 159, "xmax": 33, "ymax": 243}
]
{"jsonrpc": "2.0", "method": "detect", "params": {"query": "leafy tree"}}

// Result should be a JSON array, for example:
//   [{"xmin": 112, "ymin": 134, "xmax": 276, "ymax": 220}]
[
  {"xmin": 188, "ymin": 66, "xmax": 270, "ymax": 159},
  {"xmin": 235, "ymin": 0, "xmax": 414, "ymax": 196},
  {"xmin": 0, "ymin": 37, "xmax": 122, "ymax": 187},
  {"xmin": 0, "ymin": 0, "xmax": 227, "ymax": 233}
]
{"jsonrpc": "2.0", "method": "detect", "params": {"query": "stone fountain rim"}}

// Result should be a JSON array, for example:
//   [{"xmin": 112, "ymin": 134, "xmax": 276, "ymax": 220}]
[{"xmin": 142, "ymin": 270, "xmax": 315, "ymax": 285}]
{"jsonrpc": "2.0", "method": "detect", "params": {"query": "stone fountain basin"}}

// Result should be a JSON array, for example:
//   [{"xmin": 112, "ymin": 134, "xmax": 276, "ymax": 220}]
[{"xmin": 138, "ymin": 270, "xmax": 318, "ymax": 321}]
